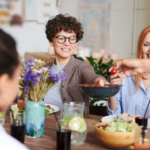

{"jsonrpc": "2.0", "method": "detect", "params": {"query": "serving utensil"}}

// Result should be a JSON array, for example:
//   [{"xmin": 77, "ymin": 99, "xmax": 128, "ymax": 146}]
[{"xmin": 92, "ymin": 118, "xmax": 101, "ymax": 125}]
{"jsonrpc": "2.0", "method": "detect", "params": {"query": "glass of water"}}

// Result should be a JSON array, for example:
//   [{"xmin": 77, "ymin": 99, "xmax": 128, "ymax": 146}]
[{"xmin": 0, "ymin": 111, "xmax": 6, "ymax": 125}]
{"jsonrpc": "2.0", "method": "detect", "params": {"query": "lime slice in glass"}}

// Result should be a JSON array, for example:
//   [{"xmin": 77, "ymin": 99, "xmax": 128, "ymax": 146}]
[
  {"xmin": 13, "ymin": 107, "xmax": 19, "ymax": 119},
  {"xmin": 68, "ymin": 117, "xmax": 87, "ymax": 133},
  {"xmin": 0, "ymin": 112, "xmax": 6, "ymax": 118}
]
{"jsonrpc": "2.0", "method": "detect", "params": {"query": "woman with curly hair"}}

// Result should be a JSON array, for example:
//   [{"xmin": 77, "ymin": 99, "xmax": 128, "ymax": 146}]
[{"xmin": 45, "ymin": 14, "xmax": 108, "ymax": 114}]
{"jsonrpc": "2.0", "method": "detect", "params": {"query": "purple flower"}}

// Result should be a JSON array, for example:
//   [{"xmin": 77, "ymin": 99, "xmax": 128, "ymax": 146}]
[
  {"xmin": 24, "ymin": 83, "xmax": 29, "ymax": 93},
  {"xmin": 60, "ymin": 73, "xmax": 67, "ymax": 79},
  {"xmin": 29, "ymin": 57, "xmax": 35, "ymax": 63},
  {"xmin": 23, "ymin": 69, "xmax": 41, "ymax": 90}
]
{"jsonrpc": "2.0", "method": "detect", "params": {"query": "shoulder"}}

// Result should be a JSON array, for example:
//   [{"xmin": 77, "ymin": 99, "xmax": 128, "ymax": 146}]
[
  {"xmin": 74, "ymin": 59, "xmax": 92, "ymax": 68},
  {"xmin": 0, "ymin": 133, "xmax": 29, "ymax": 150}
]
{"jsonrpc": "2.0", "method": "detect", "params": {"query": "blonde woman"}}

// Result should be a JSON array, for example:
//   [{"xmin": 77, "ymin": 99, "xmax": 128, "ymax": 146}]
[{"xmin": 107, "ymin": 26, "xmax": 150, "ymax": 116}]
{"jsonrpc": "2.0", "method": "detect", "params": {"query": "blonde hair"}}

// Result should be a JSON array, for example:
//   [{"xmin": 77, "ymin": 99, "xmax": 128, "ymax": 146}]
[{"xmin": 135, "ymin": 26, "xmax": 150, "ymax": 91}]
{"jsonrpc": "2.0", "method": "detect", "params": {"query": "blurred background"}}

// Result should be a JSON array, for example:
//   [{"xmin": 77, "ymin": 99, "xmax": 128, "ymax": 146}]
[{"xmin": 0, "ymin": 0, "xmax": 150, "ymax": 60}]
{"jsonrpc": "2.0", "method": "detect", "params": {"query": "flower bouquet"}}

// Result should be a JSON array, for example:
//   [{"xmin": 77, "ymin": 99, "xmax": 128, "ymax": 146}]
[
  {"xmin": 19, "ymin": 57, "xmax": 67, "ymax": 101},
  {"xmin": 18, "ymin": 57, "xmax": 67, "ymax": 138}
]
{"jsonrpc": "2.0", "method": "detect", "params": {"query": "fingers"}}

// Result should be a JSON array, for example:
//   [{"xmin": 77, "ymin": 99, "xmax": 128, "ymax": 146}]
[
  {"xmin": 109, "ymin": 60, "xmax": 124, "ymax": 73},
  {"xmin": 95, "ymin": 78, "xmax": 109, "ymax": 86},
  {"xmin": 110, "ymin": 77, "xmax": 123, "ymax": 85},
  {"xmin": 110, "ymin": 74, "xmax": 119, "ymax": 80},
  {"xmin": 99, "ymin": 79, "xmax": 105, "ymax": 86}
]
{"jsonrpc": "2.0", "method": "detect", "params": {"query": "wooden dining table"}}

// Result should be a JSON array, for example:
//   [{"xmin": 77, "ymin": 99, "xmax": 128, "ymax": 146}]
[{"xmin": 3, "ymin": 111, "xmax": 112, "ymax": 150}]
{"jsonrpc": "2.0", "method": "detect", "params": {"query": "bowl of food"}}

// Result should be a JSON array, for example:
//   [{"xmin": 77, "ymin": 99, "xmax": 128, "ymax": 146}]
[
  {"xmin": 79, "ymin": 84, "xmax": 123, "ymax": 98},
  {"xmin": 94, "ymin": 121, "xmax": 140, "ymax": 149},
  {"xmin": 101, "ymin": 113, "xmax": 135, "ymax": 123}
]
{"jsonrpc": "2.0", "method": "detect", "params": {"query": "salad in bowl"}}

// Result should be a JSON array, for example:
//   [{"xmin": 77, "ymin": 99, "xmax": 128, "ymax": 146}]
[{"xmin": 94, "ymin": 121, "xmax": 141, "ymax": 149}]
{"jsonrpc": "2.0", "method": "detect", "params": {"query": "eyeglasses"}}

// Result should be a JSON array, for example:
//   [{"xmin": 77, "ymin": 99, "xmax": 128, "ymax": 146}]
[{"xmin": 54, "ymin": 35, "xmax": 77, "ymax": 44}]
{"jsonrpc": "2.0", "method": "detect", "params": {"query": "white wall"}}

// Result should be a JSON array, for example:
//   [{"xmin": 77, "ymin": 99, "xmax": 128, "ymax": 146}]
[
  {"xmin": 1, "ymin": 0, "xmax": 150, "ymax": 59},
  {"xmin": 111, "ymin": 0, "xmax": 150, "ymax": 58}
]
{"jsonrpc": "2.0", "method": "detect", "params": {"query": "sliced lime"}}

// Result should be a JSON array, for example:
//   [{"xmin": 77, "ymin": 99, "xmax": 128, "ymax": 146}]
[
  {"xmin": 61, "ymin": 117, "xmax": 71, "ymax": 128},
  {"xmin": 0, "ymin": 112, "xmax": 6, "ymax": 118},
  {"xmin": 13, "ymin": 107, "xmax": 19, "ymax": 119},
  {"xmin": 69, "ymin": 117, "xmax": 81, "ymax": 131},
  {"xmin": 77, "ymin": 117, "xmax": 87, "ymax": 133},
  {"xmin": 68, "ymin": 117, "xmax": 87, "ymax": 133}
]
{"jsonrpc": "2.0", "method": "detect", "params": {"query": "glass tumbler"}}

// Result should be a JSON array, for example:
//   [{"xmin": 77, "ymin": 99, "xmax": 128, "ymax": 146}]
[
  {"xmin": 56, "ymin": 119, "xmax": 71, "ymax": 150},
  {"xmin": 10, "ymin": 110, "xmax": 26, "ymax": 143},
  {"xmin": 134, "ymin": 126, "xmax": 150, "ymax": 150},
  {"xmin": 135, "ymin": 104, "xmax": 149, "ymax": 127}
]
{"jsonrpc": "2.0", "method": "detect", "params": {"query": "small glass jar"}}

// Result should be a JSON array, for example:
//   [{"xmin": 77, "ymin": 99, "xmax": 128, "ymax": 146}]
[
  {"xmin": 134, "ymin": 126, "xmax": 150, "ymax": 150},
  {"xmin": 10, "ymin": 110, "xmax": 26, "ymax": 143},
  {"xmin": 0, "ymin": 111, "xmax": 6, "ymax": 125}
]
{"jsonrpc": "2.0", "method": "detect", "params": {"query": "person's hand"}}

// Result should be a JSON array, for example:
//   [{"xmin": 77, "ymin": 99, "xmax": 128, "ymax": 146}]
[
  {"xmin": 109, "ymin": 74, "xmax": 123, "ymax": 85},
  {"xmin": 109, "ymin": 58, "xmax": 144, "ymax": 78},
  {"xmin": 94, "ymin": 77, "xmax": 109, "ymax": 86}
]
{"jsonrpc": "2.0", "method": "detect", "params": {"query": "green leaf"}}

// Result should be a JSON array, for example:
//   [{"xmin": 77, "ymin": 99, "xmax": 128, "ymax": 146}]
[
  {"xmin": 76, "ymin": 57, "xmax": 84, "ymax": 61},
  {"xmin": 97, "ymin": 57, "xmax": 103, "ymax": 67},
  {"xmin": 89, "ymin": 98, "xmax": 108, "ymax": 105},
  {"xmin": 86, "ymin": 57, "xmax": 96, "ymax": 68},
  {"xmin": 105, "ymin": 59, "xmax": 113, "ymax": 66},
  {"xmin": 100, "ymin": 103, "xmax": 104, "ymax": 106}
]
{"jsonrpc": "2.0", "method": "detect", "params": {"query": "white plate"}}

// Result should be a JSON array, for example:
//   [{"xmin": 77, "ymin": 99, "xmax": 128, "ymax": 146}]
[
  {"xmin": 101, "ymin": 115, "xmax": 150, "ymax": 128},
  {"xmin": 45, "ymin": 104, "xmax": 59, "ymax": 113},
  {"xmin": 101, "ymin": 115, "xmax": 117, "ymax": 122},
  {"xmin": 11, "ymin": 103, "xmax": 59, "ymax": 113}
]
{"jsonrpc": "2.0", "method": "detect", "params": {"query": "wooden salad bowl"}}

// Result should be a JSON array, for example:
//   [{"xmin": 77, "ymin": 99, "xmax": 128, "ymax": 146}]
[{"xmin": 94, "ymin": 122, "xmax": 134, "ymax": 149}]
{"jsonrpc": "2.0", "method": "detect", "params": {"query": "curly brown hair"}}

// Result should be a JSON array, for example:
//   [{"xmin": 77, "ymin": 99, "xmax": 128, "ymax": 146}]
[{"xmin": 45, "ymin": 14, "xmax": 83, "ymax": 42}]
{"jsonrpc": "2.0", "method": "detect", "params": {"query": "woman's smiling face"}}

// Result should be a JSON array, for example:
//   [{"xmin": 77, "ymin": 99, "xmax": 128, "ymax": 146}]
[
  {"xmin": 50, "ymin": 30, "xmax": 77, "ymax": 61},
  {"xmin": 142, "ymin": 32, "xmax": 150, "ymax": 59}
]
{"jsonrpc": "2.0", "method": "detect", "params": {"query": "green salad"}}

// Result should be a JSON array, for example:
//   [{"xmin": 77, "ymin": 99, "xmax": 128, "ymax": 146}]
[{"xmin": 102, "ymin": 121, "xmax": 132, "ymax": 132}]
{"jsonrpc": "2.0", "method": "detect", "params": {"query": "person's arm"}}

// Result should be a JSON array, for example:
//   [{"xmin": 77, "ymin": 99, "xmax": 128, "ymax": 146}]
[
  {"xmin": 106, "ymin": 88, "xmax": 122, "ymax": 115},
  {"xmin": 80, "ymin": 62, "xmax": 109, "ymax": 85},
  {"xmin": 107, "ymin": 74, "xmax": 122, "ymax": 111},
  {"xmin": 109, "ymin": 58, "xmax": 150, "ymax": 77},
  {"xmin": 108, "ymin": 96, "xmax": 118, "ymax": 111}
]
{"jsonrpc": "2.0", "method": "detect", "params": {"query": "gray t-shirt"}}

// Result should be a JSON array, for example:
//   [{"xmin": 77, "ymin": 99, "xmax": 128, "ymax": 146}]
[{"xmin": 44, "ymin": 63, "xmax": 66, "ymax": 110}]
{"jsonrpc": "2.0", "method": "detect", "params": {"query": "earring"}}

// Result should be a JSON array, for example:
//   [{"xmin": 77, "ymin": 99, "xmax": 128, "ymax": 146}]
[{"xmin": 1, "ymin": 94, "xmax": 6, "ymax": 99}]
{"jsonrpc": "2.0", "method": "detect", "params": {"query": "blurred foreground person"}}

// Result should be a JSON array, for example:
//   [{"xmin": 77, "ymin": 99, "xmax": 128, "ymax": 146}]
[
  {"xmin": 107, "ymin": 26, "xmax": 150, "ymax": 116},
  {"xmin": 0, "ymin": 29, "xmax": 29, "ymax": 150}
]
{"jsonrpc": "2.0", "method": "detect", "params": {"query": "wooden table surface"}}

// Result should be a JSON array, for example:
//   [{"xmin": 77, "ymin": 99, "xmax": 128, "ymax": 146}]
[{"xmin": 4, "ymin": 111, "xmax": 111, "ymax": 150}]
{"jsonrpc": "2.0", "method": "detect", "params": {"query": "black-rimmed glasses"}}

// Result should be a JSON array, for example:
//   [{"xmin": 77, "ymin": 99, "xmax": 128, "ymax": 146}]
[{"xmin": 54, "ymin": 35, "xmax": 77, "ymax": 44}]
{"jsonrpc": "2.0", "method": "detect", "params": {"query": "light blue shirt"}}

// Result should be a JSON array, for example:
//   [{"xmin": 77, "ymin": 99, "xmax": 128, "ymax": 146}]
[
  {"xmin": 44, "ymin": 63, "xmax": 66, "ymax": 110},
  {"xmin": 106, "ymin": 76, "xmax": 150, "ymax": 117}
]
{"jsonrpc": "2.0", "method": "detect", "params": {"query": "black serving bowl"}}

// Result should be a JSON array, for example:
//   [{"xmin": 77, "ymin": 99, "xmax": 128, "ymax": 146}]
[{"xmin": 79, "ymin": 84, "xmax": 123, "ymax": 98}]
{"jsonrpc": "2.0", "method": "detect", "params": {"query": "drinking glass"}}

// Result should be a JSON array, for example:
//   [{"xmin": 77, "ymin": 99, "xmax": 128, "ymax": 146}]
[
  {"xmin": 61, "ymin": 102, "xmax": 87, "ymax": 146},
  {"xmin": 10, "ymin": 110, "xmax": 26, "ymax": 143},
  {"xmin": 17, "ymin": 100, "xmax": 25, "ymax": 110},
  {"xmin": 56, "ymin": 119, "xmax": 71, "ymax": 150},
  {"xmin": 135, "ymin": 104, "xmax": 149, "ymax": 127},
  {"xmin": 134, "ymin": 126, "xmax": 150, "ymax": 150},
  {"xmin": 0, "ymin": 111, "xmax": 6, "ymax": 125}
]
